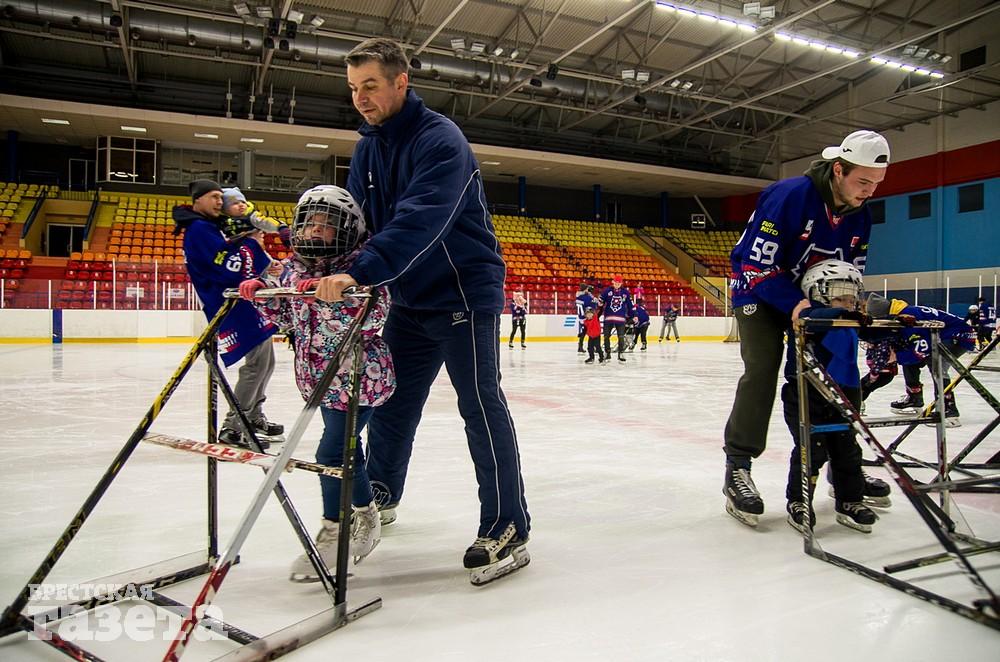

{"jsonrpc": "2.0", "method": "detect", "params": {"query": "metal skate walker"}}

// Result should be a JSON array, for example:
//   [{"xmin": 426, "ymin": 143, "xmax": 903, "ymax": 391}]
[
  {"xmin": 0, "ymin": 287, "xmax": 382, "ymax": 661},
  {"xmin": 793, "ymin": 318, "xmax": 999, "ymax": 631}
]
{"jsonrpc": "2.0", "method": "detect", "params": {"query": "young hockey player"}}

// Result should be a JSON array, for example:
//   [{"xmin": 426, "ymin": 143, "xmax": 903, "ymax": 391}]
[
  {"xmin": 782, "ymin": 259, "xmax": 878, "ymax": 533},
  {"xmin": 600, "ymin": 275, "xmax": 633, "ymax": 362},
  {"xmin": 239, "ymin": 185, "xmax": 396, "ymax": 581},
  {"xmin": 575, "ymin": 283, "xmax": 597, "ymax": 353},
  {"xmin": 866, "ymin": 295, "xmax": 977, "ymax": 427},
  {"xmin": 582, "ymin": 308, "xmax": 605, "ymax": 364},
  {"xmin": 965, "ymin": 304, "xmax": 993, "ymax": 352},
  {"xmin": 632, "ymin": 300, "xmax": 650, "ymax": 351},
  {"xmin": 508, "ymin": 291, "xmax": 528, "ymax": 349},
  {"xmin": 173, "ymin": 179, "xmax": 280, "ymax": 451},
  {"xmin": 976, "ymin": 295, "xmax": 996, "ymax": 348},
  {"xmin": 659, "ymin": 304, "xmax": 680, "ymax": 342}
]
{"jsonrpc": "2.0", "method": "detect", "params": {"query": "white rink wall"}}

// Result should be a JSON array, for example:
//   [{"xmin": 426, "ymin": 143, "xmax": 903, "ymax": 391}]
[{"xmin": 0, "ymin": 310, "xmax": 731, "ymax": 340}]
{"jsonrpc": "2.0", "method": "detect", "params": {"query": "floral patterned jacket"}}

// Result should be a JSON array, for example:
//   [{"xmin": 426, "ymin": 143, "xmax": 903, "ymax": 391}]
[{"xmin": 254, "ymin": 248, "xmax": 395, "ymax": 411}]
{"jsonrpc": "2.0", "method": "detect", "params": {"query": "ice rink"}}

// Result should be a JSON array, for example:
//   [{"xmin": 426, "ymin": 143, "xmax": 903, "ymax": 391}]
[{"xmin": 1, "ymin": 338, "xmax": 998, "ymax": 661}]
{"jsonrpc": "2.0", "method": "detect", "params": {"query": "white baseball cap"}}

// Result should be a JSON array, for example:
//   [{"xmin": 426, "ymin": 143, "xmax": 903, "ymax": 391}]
[{"xmin": 821, "ymin": 130, "xmax": 890, "ymax": 168}]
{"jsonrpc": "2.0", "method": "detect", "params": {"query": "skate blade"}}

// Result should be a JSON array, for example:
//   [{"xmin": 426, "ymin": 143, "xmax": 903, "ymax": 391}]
[
  {"xmin": 891, "ymin": 408, "xmax": 919, "ymax": 415},
  {"xmin": 725, "ymin": 500, "xmax": 759, "ymax": 528},
  {"xmin": 835, "ymin": 514, "xmax": 874, "ymax": 533},
  {"xmin": 379, "ymin": 509, "xmax": 397, "ymax": 526},
  {"xmin": 863, "ymin": 495, "xmax": 892, "ymax": 509},
  {"xmin": 924, "ymin": 418, "xmax": 961, "ymax": 428},
  {"xmin": 469, "ymin": 547, "xmax": 530, "ymax": 586},
  {"xmin": 353, "ymin": 538, "xmax": 380, "ymax": 566},
  {"xmin": 786, "ymin": 514, "xmax": 812, "ymax": 536}
]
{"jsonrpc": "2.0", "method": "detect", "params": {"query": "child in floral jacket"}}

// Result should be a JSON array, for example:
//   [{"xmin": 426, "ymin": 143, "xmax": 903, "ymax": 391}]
[{"xmin": 240, "ymin": 185, "xmax": 395, "ymax": 582}]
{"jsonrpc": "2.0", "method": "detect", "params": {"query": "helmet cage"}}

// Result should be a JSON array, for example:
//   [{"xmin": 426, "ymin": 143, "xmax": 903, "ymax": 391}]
[
  {"xmin": 801, "ymin": 259, "xmax": 864, "ymax": 308},
  {"xmin": 291, "ymin": 187, "xmax": 365, "ymax": 260}
]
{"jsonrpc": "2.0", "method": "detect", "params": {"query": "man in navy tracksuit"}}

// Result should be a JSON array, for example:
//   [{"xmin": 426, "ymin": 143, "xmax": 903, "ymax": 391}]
[
  {"xmin": 722, "ymin": 130, "xmax": 890, "ymax": 527},
  {"xmin": 314, "ymin": 38, "xmax": 529, "ymax": 582},
  {"xmin": 600, "ymin": 276, "xmax": 633, "ymax": 362}
]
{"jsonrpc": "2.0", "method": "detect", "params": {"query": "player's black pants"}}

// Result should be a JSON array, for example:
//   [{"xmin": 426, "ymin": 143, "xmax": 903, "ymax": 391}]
[
  {"xmin": 364, "ymin": 306, "xmax": 530, "ymax": 539},
  {"xmin": 723, "ymin": 303, "xmax": 789, "ymax": 465},
  {"xmin": 636, "ymin": 323, "xmax": 649, "ymax": 347},
  {"xmin": 902, "ymin": 340, "xmax": 969, "ymax": 392},
  {"xmin": 508, "ymin": 318, "xmax": 526, "ymax": 346},
  {"xmin": 603, "ymin": 321, "xmax": 626, "ymax": 357},
  {"xmin": 782, "ymin": 382, "xmax": 864, "ymax": 503},
  {"xmin": 587, "ymin": 337, "xmax": 604, "ymax": 361},
  {"xmin": 577, "ymin": 321, "xmax": 587, "ymax": 351}
]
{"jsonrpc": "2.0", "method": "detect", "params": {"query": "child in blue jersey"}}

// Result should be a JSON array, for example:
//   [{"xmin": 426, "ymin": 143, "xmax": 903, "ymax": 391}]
[
  {"xmin": 975, "ymin": 296, "xmax": 996, "ymax": 349},
  {"xmin": 600, "ymin": 275, "xmax": 633, "ymax": 362},
  {"xmin": 575, "ymin": 283, "xmax": 596, "ymax": 353},
  {"xmin": 632, "ymin": 300, "xmax": 651, "ymax": 351},
  {"xmin": 722, "ymin": 130, "xmax": 890, "ymax": 527},
  {"xmin": 781, "ymin": 259, "xmax": 878, "ymax": 533},
  {"xmin": 863, "ymin": 296, "xmax": 977, "ymax": 426},
  {"xmin": 508, "ymin": 291, "xmax": 528, "ymax": 349}
]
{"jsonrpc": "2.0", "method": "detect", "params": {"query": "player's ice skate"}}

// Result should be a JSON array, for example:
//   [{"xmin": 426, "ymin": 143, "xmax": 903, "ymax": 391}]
[
  {"xmin": 351, "ymin": 502, "xmax": 381, "ymax": 564},
  {"xmin": 835, "ymin": 501, "xmax": 877, "ymax": 533},
  {"xmin": 463, "ymin": 522, "xmax": 530, "ymax": 586},
  {"xmin": 724, "ymin": 465, "xmax": 764, "ymax": 527},
  {"xmin": 289, "ymin": 506, "xmax": 381, "ymax": 582},
  {"xmin": 827, "ymin": 471, "xmax": 892, "ymax": 508},
  {"xmin": 252, "ymin": 415, "xmax": 286, "ymax": 444}
]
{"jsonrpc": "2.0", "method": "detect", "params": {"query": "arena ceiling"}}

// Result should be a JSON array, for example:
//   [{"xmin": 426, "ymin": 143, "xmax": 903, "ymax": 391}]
[{"xmin": 1, "ymin": 0, "xmax": 998, "ymax": 186}]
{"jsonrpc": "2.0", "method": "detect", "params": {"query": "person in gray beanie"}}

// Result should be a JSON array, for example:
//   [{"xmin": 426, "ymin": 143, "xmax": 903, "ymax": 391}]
[{"xmin": 172, "ymin": 179, "xmax": 284, "ymax": 448}]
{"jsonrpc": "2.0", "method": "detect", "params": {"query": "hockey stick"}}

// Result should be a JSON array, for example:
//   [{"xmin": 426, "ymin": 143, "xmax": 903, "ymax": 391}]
[
  {"xmin": 0, "ymin": 299, "xmax": 237, "ymax": 639},
  {"xmin": 798, "ymin": 345, "xmax": 1000, "ymax": 613},
  {"xmin": 162, "ymin": 292, "xmax": 379, "ymax": 662},
  {"xmin": 142, "ymin": 433, "xmax": 344, "ymax": 478}
]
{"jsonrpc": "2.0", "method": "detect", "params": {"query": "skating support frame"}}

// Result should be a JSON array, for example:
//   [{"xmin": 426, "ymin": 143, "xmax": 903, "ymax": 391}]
[
  {"xmin": 0, "ymin": 290, "xmax": 383, "ymax": 660},
  {"xmin": 793, "ymin": 319, "xmax": 1000, "ymax": 631}
]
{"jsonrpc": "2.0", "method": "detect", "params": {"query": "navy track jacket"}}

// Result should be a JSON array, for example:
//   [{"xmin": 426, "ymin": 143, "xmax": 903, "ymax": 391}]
[{"xmin": 346, "ymin": 90, "xmax": 505, "ymax": 313}]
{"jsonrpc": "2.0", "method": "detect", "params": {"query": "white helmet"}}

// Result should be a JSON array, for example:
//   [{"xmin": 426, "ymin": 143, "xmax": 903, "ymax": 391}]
[
  {"xmin": 291, "ymin": 185, "xmax": 366, "ymax": 260},
  {"xmin": 969, "ymin": 304, "xmax": 979, "ymax": 313},
  {"xmin": 801, "ymin": 259, "xmax": 864, "ymax": 307}
]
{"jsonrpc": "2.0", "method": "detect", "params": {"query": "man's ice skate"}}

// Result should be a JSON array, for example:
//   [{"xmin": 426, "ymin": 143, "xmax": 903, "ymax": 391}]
[
  {"xmin": 377, "ymin": 503, "xmax": 397, "ymax": 526},
  {"xmin": 463, "ymin": 522, "xmax": 529, "ymax": 586},
  {"xmin": 835, "ymin": 501, "xmax": 877, "ymax": 533},
  {"xmin": 253, "ymin": 415, "xmax": 283, "ymax": 436},
  {"xmin": 786, "ymin": 501, "xmax": 815, "ymax": 535},
  {"xmin": 723, "ymin": 465, "xmax": 764, "ymax": 527},
  {"xmin": 827, "ymin": 471, "xmax": 892, "ymax": 508},
  {"xmin": 218, "ymin": 427, "xmax": 270, "ymax": 451},
  {"xmin": 890, "ymin": 386, "xmax": 923, "ymax": 414}
]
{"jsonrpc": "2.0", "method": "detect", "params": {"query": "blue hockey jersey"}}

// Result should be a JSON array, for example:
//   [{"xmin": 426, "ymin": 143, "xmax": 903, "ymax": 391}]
[
  {"xmin": 576, "ymin": 292, "xmax": 597, "ymax": 319},
  {"xmin": 892, "ymin": 305, "xmax": 977, "ymax": 365},
  {"xmin": 731, "ymin": 174, "xmax": 871, "ymax": 315},
  {"xmin": 600, "ymin": 286, "xmax": 633, "ymax": 323}
]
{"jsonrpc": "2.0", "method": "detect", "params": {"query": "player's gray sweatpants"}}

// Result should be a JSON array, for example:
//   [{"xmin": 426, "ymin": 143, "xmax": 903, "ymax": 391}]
[
  {"xmin": 723, "ymin": 302, "xmax": 789, "ymax": 464},
  {"xmin": 223, "ymin": 339, "xmax": 276, "ymax": 429},
  {"xmin": 659, "ymin": 318, "xmax": 679, "ymax": 340}
]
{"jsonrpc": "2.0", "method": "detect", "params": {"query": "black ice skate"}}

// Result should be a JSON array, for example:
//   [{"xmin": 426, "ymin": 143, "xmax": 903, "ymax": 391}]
[
  {"xmin": 218, "ymin": 427, "xmax": 270, "ymax": 451},
  {"xmin": 252, "ymin": 415, "xmax": 285, "ymax": 442},
  {"xmin": 724, "ymin": 465, "xmax": 764, "ymax": 527},
  {"xmin": 463, "ymin": 522, "xmax": 530, "ymax": 586},
  {"xmin": 827, "ymin": 471, "xmax": 892, "ymax": 508},
  {"xmin": 835, "ymin": 501, "xmax": 877, "ymax": 533},
  {"xmin": 786, "ymin": 501, "xmax": 816, "ymax": 535},
  {"xmin": 925, "ymin": 393, "xmax": 961, "ymax": 428},
  {"xmin": 890, "ymin": 387, "xmax": 923, "ymax": 415}
]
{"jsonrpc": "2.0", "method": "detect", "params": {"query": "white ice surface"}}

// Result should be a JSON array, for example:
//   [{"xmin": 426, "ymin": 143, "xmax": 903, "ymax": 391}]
[{"xmin": 1, "ymin": 340, "xmax": 998, "ymax": 661}]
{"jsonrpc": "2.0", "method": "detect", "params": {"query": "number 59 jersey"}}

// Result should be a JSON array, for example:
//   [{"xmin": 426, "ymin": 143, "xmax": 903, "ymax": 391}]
[{"xmin": 729, "ymin": 174, "xmax": 872, "ymax": 316}]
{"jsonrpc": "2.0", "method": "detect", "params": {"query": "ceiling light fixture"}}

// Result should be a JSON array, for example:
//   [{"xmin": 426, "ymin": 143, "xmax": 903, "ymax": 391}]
[
  {"xmin": 470, "ymin": 42, "xmax": 486, "ymax": 54},
  {"xmin": 240, "ymin": 137, "xmax": 264, "ymax": 143},
  {"xmin": 305, "ymin": 143, "xmax": 328, "ymax": 149},
  {"xmin": 42, "ymin": 118, "xmax": 70, "ymax": 125},
  {"xmin": 621, "ymin": 69, "xmax": 636, "ymax": 80},
  {"xmin": 309, "ymin": 15, "xmax": 324, "ymax": 28},
  {"xmin": 287, "ymin": 10, "xmax": 304, "ymax": 24},
  {"xmin": 676, "ymin": 8, "xmax": 697, "ymax": 18},
  {"xmin": 635, "ymin": 71, "xmax": 650, "ymax": 83},
  {"xmin": 194, "ymin": 133, "xmax": 218, "ymax": 139},
  {"xmin": 255, "ymin": 6, "xmax": 272, "ymax": 19},
  {"xmin": 482, "ymin": 161, "xmax": 501, "ymax": 165},
  {"xmin": 450, "ymin": 38, "xmax": 465, "ymax": 51},
  {"xmin": 120, "ymin": 125, "xmax": 147, "ymax": 133},
  {"xmin": 233, "ymin": 2, "xmax": 250, "ymax": 17}
]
